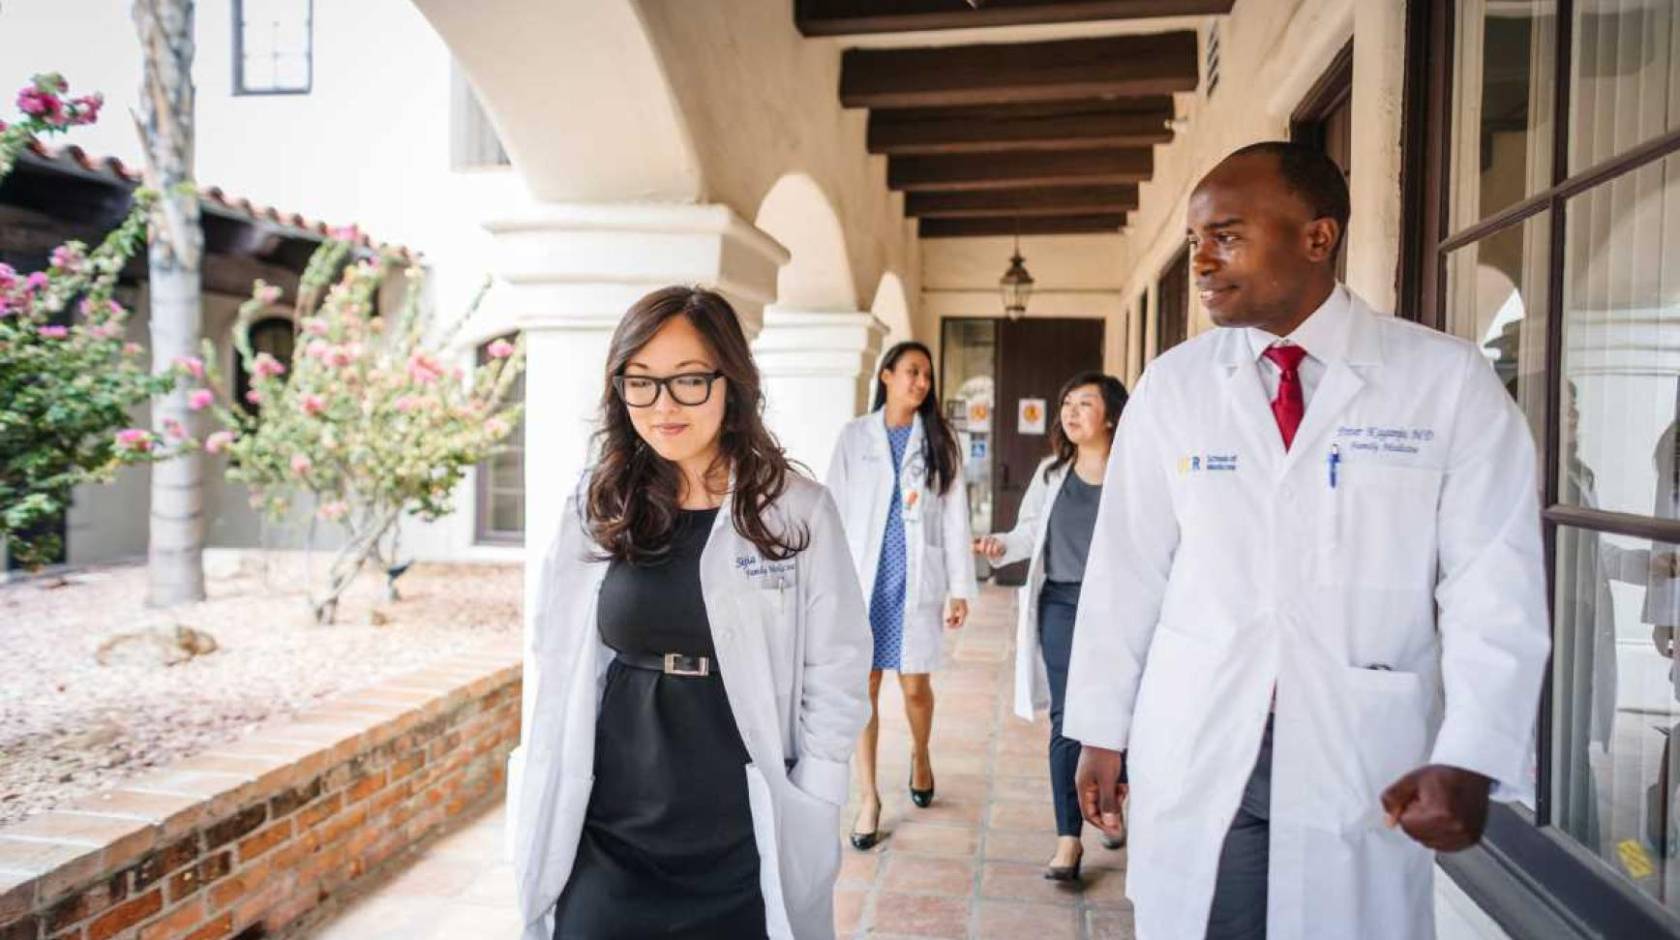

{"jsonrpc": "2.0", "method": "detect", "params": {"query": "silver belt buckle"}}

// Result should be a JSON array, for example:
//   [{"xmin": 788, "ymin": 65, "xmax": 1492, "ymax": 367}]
[{"xmin": 663, "ymin": 653, "xmax": 710, "ymax": 677}]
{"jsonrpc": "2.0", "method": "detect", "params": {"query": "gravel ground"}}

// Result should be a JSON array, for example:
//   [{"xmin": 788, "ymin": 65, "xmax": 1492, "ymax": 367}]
[{"xmin": 0, "ymin": 556, "xmax": 520, "ymax": 828}]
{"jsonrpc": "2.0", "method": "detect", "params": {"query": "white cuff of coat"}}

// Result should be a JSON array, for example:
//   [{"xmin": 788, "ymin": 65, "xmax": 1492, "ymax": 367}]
[
  {"xmin": 791, "ymin": 754, "xmax": 849, "ymax": 807},
  {"xmin": 1062, "ymin": 711, "xmax": 1131, "ymax": 754},
  {"xmin": 1429, "ymin": 725, "xmax": 1533, "ymax": 805}
]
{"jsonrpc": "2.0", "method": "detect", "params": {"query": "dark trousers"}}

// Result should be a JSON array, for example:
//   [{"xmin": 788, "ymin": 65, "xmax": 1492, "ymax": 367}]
[
  {"xmin": 1206, "ymin": 715, "xmax": 1273, "ymax": 940},
  {"xmin": 1038, "ymin": 580, "xmax": 1084, "ymax": 838}
]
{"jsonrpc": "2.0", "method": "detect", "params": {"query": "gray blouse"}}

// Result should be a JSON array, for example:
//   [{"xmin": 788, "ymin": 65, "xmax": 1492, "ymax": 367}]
[{"xmin": 1044, "ymin": 469, "xmax": 1102, "ymax": 584}]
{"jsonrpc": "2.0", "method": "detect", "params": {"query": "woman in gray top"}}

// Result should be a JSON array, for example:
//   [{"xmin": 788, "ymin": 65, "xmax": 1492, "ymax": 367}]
[{"xmin": 974, "ymin": 372, "xmax": 1128, "ymax": 882}]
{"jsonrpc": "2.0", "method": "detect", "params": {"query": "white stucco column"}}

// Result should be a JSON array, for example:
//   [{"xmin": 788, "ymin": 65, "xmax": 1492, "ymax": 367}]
[
  {"xmin": 1347, "ymin": 0, "xmax": 1407, "ymax": 313},
  {"xmin": 486, "ymin": 202, "xmax": 788, "ymax": 740},
  {"xmin": 753, "ymin": 308, "xmax": 888, "ymax": 476}
]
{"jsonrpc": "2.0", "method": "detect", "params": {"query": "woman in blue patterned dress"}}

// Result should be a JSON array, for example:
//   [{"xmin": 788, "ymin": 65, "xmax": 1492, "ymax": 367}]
[{"xmin": 826, "ymin": 341, "xmax": 979, "ymax": 850}]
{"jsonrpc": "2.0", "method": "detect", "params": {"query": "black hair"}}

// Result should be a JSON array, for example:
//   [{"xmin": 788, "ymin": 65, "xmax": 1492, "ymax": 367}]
[
  {"xmin": 871, "ymin": 341, "xmax": 960, "ymax": 497},
  {"xmin": 1228, "ymin": 140, "xmax": 1350, "ymax": 261},
  {"xmin": 1045, "ymin": 372, "xmax": 1129, "ymax": 481}
]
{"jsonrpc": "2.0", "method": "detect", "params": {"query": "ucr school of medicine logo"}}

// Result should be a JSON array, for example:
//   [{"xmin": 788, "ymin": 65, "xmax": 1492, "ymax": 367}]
[{"xmin": 1177, "ymin": 455, "xmax": 1202, "ymax": 474}]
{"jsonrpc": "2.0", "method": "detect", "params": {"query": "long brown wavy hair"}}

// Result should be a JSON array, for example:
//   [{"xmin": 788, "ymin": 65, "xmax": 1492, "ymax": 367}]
[{"xmin": 586, "ymin": 286, "xmax": 808, "ymax": 564}]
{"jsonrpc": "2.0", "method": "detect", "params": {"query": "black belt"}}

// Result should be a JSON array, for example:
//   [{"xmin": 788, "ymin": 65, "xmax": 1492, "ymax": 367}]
[{"xmin": 614, "ymin": 650, "xmax": 715, "ymax": 677}]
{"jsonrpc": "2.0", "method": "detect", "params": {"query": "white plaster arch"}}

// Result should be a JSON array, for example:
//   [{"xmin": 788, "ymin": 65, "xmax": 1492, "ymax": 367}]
[
  {"xmin": 754, "ymin": 173, "xmax": 858, "ymax": 312},
  {"xmin": 870, "ymin": 272, "xmax": 914, "ymax": 348},
  {"xmin": 412, "ymin": 0, "xmax": 702, "ymax": 202}
]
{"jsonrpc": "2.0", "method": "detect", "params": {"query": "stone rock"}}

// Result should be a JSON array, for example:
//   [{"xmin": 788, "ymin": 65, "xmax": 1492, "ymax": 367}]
[{"xmin": 96, "ymin": 625, "xmax": 220, "ymax": 667}]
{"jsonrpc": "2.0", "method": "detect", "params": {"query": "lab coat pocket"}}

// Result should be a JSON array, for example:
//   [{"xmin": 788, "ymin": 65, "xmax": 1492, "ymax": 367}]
[
  {"xmin": 1319, "ymin": 463, "xmax": 1442, "ymax": 590},
  {"xmin": 1336, "ymin": 666, "xmax": 1429, "ymax": 833},
  {"xmin": 744, "ymin": 763, "xmax": 835, "ymax": 940}
]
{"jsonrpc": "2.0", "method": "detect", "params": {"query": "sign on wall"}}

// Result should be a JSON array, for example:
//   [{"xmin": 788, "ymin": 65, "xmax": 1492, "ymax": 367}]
[{"xmin": 1017, "ymin": 398, "xmax": 1046, "ymax": 435}]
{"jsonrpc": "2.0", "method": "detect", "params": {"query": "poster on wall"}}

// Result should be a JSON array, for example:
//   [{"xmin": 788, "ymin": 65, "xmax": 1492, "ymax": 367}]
[
  {"xmin": 966, "ymin": 400, "xmax": 991, "ymax": 430},
  {"xmin": 1017, "ymin": 398, "xmax": 1047, "ymax": 435}
]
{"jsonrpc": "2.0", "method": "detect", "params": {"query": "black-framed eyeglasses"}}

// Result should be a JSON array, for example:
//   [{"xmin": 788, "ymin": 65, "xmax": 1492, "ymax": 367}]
[{"xmin": 612, "ymin": 371, "xmax": 724, "ymax": 408}]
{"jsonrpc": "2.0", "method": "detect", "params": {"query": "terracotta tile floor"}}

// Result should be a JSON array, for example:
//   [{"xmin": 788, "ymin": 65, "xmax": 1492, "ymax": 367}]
[{"xmin": 306, "ymin": 584, "xmax": 1134, "ymax": 939}]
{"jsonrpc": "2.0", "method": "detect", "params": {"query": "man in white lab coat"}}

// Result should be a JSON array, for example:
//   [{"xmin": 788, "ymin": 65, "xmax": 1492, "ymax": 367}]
[{"xmin": 1063, "ymin": 142, "xmax": 1550, "ymax": 939}]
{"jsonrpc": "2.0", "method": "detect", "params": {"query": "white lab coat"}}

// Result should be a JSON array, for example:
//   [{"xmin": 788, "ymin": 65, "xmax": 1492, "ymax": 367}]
[
  {"xmin": 825, "ymin": 411, "xmax": 979, "ymax": 673},
  {"xmin": 1062, "ymin": 287, "xmax": 1550, "ymax": 940},
  {"xmin": 989, "ymin": 456, "xmax": 1071, "ymax": 721},
  {"xmin": 507, "ymin": 474, "xmax": 872, "ymax": 940}
]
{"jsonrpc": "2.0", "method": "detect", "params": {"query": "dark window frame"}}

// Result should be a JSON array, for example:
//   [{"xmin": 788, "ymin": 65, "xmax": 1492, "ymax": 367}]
[
  {"xmin": 233, "ymin": 0, "xmax": 314, "ymax": 97},
  {"xmin": 473, "ymin": 334, "xmax": 524, "ymax": 546},
  {"xmin": 1400, "ymin": 0, "xmax": 1680, "ymax": 935},
  {"xmin": 232, "ymin": 315, "xmax": 296, "ymax": 413},
  {"xmin": 1154, "ymin": 245, "xmax": 1190, "ymax": 356}
]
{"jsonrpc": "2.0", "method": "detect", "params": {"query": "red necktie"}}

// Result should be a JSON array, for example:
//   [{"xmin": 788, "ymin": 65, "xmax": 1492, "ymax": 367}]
[{"xmin": 1262, "ymin": 344, "xmax": 1309, "ymax": 451}]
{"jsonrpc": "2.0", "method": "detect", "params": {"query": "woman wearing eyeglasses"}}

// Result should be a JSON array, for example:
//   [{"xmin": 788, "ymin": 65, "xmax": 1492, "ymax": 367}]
[
  {"xmin": 825, "ymin": 341, "xmax": 978, "ymax": 850},
  {"xmin": 508, "ymin": 287, "xmax": 872, "ymax": 940}
]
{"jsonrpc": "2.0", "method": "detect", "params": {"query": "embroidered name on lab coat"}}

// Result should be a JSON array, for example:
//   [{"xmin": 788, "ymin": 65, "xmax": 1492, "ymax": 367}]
[
  {"xmin": 736, "ymin": 554, "xmax": 796, "ymax": 579},
  {"xmin": 1335, "ymin": 425, "xmax": 1437, "ymax": 456}
]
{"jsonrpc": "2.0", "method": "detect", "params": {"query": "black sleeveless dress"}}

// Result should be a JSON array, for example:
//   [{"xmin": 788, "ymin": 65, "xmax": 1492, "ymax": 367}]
[{"xmin": 552, "ymin": 507, "xmax": 767, "ymax": 939}]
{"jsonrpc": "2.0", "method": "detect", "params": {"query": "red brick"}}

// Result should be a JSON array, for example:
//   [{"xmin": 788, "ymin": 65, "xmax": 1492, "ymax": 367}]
[
  {"xmin": 267, "ymin": 828, "xmax": 320, "ymax": 872},
  {"xmin": 389, "ymin": 752, "xmax": 424, "ymax": 782},
  {"xmin": 86, "ymin": 888, "xmax": 161, "ymax": 940},
  {"xmin": 345, "ymin": 771, "xmax": 386, "ymax": 805},
  {"xmin": 180, "ymin": 912, "xmax": 231, "ymax": 940},
  {"xmin": 138, "ymin": 896, "xmax": 206, "ymax": 940},
  {"xmin": 131, "ymin": 835, "xmax": 201, "ymax": 891},
  {"xmin": 266, "ymin": 777, "xmax": 325, "ymax": 820},
  {"xmin": 206, "ymin": 860, "xmax": 270, "ymax": 913},
  {"xmin": 166, "ymin": 852, "xmax": 231, "ymax": 904},
  {"xmin": 0, "ymin": 915, "xmax": 40, "ymax": 940},
  {"xmin": 201, "ymin": 807, "xmax": 266, "ymax": 853},
  {"xmin": 313, "ymin": 806, "xmax": 366, "ymax": 848},
  {"xmin": 235, "ymin": 821, "xmax": 292, "ymax": 864},
  {"xmin": 45, "ymin": 872, "xmax": 128, "ymax": 934},
  {"xmin": 295, "ymin": 793, "xmax": 342, "ymax": 831}
]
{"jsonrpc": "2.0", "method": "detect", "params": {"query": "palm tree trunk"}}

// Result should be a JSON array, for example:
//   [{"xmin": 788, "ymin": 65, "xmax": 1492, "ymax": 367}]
[{"xmin": 135, "ymin": 0, "xmax": 205, "ymax": 606}]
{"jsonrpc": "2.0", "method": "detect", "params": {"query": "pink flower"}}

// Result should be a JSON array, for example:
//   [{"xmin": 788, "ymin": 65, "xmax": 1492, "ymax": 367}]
[
  {"xmin": 188, "ymin": 389, "xmax": 214, "ymax": 411},
  {"xmin": 115, "ymin": 428, "xmax": 153, "ymax": 453},
  {"xmin": 486, "ymin": 416, "xmax": 510, "ymax": 437},
  {"xmin": 25, "ymin": 272, "xmax": 48, "ymax": 292},
  {"xmin": 80, "ymin": 297, "xmax": 124, "ymax": 319},
  {"xmin": 317, "ymin": 500, "xmax": 349, "ymax": 522},
  {"xmin": 299, "ymin": 393, "xmax": 326, "ymax": 416},
  {"xmin": 394, "ymin": 395, "xmax": 419, "ymax": 414},
  {"xmin": 325, "ymin": 345, "xmax": 354, "ymax": 368},
  {"xmin": 174, "ymin": 355, "xmax": 205, "ymax": 379},
  {"xmin": 69, "ymin": 93, "xmax": 102, "ymax": 126},
  {"xmin": 487, "ymin": 339, "xmax": 516, "ymax": 359},
  {"xmin": 50, "ymin": 245, "xmax": 84, "ymax": 273},
  {"xmin": 407, "ymin": 352, "xmax": 444, "ymax": 385},
  {"xmin": 37, "ymin": 325, "xmax": 68, "ymax": 339},
  {"xmin": 122, "ymin": 342, "xmax": 143, "ymax": 357},
  {"xmin": 162, "ymin": 418, "xmax": 186, "ymax": 440},
  {"xmin": 88, "ymin": 323, "xmax": 121, "ymax": 340},
  {"xmin": 256, "ymin": 284, "xmax": 283, "ymax": 306},
  {"xmin": 305, "ymin": 339, "xmax": 330, "ymax": 359},
  {"xmin": 331, "ymin": 224, "xmax": 361, "ymax": 243},
  {"xmin": 290, "ymin": 454, "xmax": 313, "ymax": 474},
  {"xmin": 252, "ymin": 353, "xmax": 286, "ymax": 378},
  {"xmin": 205, "ymin": 430, "xmax": 236, "ymax": 454},
  {"xmin": 0, "ymin": 264, "xmax": 15, "ymax": 290},
  {"xmin": 244, "ymin": 389, "xmax": 263, "ymax": 405},
  {"xmin": 17, "ymin": 87, "xmax": 63, "ymax": 124},
  {"xmin": 302, "ymin": 317, "xmax": 329, "ymax": 336}
]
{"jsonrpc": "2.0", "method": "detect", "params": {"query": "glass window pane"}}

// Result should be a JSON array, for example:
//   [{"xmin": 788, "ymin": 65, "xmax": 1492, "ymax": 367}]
[
  {"xmin": 1442, "ymin": 212, "xmax": 1553, "ymax": 448},
  {"xmin": 1449, "ymin": 0, "xmax": 1558, "ymax": 232},
  {"xmin": 1569, "ymin": 1, "xmax": 1680, "ymax": 173},
  {"xmin": 940, "ymin": 319, "xmax": 996, "ymax": 539},
  {"xmin": 1552, "ymin": 524, "xmax": 1680, "ymax": 907},
  {"xmin": 491, "ymin": 494, "xmax": 523, "ymax": 534},
  {"xmin": 241, "ymin": 55, "xmax": 275, "ymax": 92},
  {"xmin": 273, "ymin": 55, "xmax": 309, "ymax": 91},
  {"xmin": 1561, "ymin": 153, "xmax": 1680, "ymax": 517}
]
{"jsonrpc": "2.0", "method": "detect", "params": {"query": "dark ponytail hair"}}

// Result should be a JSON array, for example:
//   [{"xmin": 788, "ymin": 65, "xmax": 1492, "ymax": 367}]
[
  {"xmin": 871, "ymin": 341, "xmax": 960, "ymax": 497},
  {"xmin": 1045, "ymin": 372, "xmax": 1129, "ymax": 481}
]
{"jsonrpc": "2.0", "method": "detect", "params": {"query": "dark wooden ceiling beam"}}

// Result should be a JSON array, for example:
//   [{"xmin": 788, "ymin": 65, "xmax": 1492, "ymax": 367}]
[
  {"xmin": 797, "ymin": 0, "xmax": 1235, "ymax": 36},
  {"xmin": 869, "ymin": 101, "xmax": 1173, "ymax": 154},
  {"xmin": 890, "ymin": 148, "xmax": 1152, "ymax": 191},
  {"xmin": 841, "ymin": 31, "xmax": 1199, "ymax": 108},
  {"xmin": 919, "ymin": 214, "xmax": 1128, "ymax": 237},
  {"xmin": 906, "ymin": 184, "xmax": 1139, "ymax": 217}
]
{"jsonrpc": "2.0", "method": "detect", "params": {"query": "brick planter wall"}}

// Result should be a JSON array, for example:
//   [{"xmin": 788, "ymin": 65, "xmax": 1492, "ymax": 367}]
[{"xmin": 0, "ymin": 643, "xmax": 521, "ymax": 940}]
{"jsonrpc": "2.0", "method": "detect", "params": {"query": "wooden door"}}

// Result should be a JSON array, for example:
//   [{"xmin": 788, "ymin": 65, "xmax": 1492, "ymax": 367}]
[
  {"xmin": 990, "ymin": 317, "xmax": 1105, "ymax": 585},
  {"xmin": 1155, "ymin": 247, "xmax": 1190, "ymax": 356}
]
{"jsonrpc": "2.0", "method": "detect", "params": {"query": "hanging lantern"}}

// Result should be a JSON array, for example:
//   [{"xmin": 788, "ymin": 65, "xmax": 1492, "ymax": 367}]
[{"xmin": 999, "ymin": 232, "xmax": 1034, "ymax": 320}]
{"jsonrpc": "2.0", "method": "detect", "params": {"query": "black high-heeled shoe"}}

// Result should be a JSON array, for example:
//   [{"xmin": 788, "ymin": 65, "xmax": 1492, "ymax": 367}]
[
  {"xmin": 850, "ymin": 804, "xmax": 881, "ymax": 851},
  {"xmin": 1044, "ymin": 854, "xmax": 1083, "ymax": 882},
  {"xmin": 909, "ymin": 759, "xmax": 935, "ymax": 808}
]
